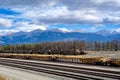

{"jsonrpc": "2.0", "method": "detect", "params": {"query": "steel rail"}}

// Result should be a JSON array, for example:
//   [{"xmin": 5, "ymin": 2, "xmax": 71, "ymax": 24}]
[
  {"xmin": 0, "ymin": 61, "xmax": 103, "ymax": 80},
  {"xmin": 0, "ymin": 58, "xmax": 120, "ymax": 80}
]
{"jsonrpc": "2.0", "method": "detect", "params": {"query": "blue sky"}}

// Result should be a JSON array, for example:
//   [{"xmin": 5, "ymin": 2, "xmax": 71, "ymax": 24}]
[{"xmin": 0, "ymin": 0, "xmax": 120, "ymax": 35}]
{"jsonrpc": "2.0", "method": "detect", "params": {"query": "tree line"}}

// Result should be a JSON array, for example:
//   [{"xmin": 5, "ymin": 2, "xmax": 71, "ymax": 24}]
[{"xmin": 0, "ymin": 40, "xmax": 120, "ymax": 55}]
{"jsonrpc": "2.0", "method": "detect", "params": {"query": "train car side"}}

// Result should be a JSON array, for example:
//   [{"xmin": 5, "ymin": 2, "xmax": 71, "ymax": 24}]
[
  {"xmin": 109, "ymin": 59, "xmax": 120, "ymax": 66},
  {"xmin": 0, "ymin": 53, "xmax": 119, "ymax": 67}
]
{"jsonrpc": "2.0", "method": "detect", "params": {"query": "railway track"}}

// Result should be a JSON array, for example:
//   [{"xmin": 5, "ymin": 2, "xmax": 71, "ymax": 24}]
[{"xmin": 0, "ymin": 58, "xmax": 120, "ymax": 80}]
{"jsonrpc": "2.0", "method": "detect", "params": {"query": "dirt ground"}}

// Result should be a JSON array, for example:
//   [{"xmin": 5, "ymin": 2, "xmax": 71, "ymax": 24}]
[
  {"xmin": 0, "ymin": 76, "xmax": 6, "ymax": 80},
  {"xmin": 83, "ymin": 51, "xmax": 120, "ymax": 59}
]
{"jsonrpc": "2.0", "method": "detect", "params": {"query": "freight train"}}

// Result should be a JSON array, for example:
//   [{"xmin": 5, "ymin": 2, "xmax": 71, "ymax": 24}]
[{"xmin": 0, "ymin": 53, "xmax": 120, "ymax": 67}]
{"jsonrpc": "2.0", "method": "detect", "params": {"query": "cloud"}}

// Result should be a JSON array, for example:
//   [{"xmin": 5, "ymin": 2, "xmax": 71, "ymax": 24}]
[
  {"xmin": 114, "ymin": 28, "xmax": 120, "ymax": 32},
  {"xmin": 14, "ymin": 21, "xmax": 46, "ymax": 32},
  {"xmin": 0, "ymin": 21, "xmax": 47, "ymax": 35},
  {"xmin": 0, "ymin": 0, "xmax": 56, "ymax": 8},
  {"xmin": 59, "ymin": 0, "xmax": 120, "ymax": 10},
  {"xmin": 16, "ymin": 6, "xmax": 102, "ymax": 24},
  {"xmin": 0, "ymin": 18, "xmax": 12, "ymax": 27},
  {"xmin": 9, "ymin": 1, "xmax": 120, "ymax": 25},
  {"xmin": 59, "ymin": 28, "xmax": 72, "ymax": 32},
  {"xmin": 103, "ymin": 16, "xmax": 120, "ymax": 23},
  {"xmin": 0, "ymin": 0, "xmax": 120, "ymax": 34},
  {"xmin": 0, "ymin": 29, "xmax": 18, "ymax": 36},
  {"xmin": 0, "ymin": 0, "xmax": 120, "ymax": 11},
  {"xmin": 0, "ymin": 0, "xmax": 120, "ymax": 25}
]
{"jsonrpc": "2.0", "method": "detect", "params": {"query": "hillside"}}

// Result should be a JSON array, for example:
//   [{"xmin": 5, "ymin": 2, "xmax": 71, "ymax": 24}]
[{"xmin": 0, "ymin": 29, "xmax": 120, "ymax": 45}]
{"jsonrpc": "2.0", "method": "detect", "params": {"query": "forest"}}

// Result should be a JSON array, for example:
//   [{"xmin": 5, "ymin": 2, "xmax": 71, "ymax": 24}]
[{"xmin": 0, "ymin": 40, "xmax": 120, "ymax": 55}]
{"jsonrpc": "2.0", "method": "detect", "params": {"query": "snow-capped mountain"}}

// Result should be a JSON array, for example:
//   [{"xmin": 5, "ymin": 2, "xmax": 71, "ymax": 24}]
[
  {"xmin": 95, "ymin": 29, "xmax": 112, "ymax": 36},
  {"xmin": 95, "ymin": 29, "xmax": 120, "ymax": 36},
  {"xmin": 0, "ymin": 29, "xmax": 120, "ymax": 45}
]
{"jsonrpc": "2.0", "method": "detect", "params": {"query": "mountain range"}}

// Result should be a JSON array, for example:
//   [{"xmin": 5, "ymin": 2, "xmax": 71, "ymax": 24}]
[{"xmin": 0, "ymin": 29, "xmax": 120, "ymax": 45}]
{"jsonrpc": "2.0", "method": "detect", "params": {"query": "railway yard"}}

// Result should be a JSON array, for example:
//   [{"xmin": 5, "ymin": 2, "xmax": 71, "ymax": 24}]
[
  {"xmin": 0, "ymin": 64, "xmax": 66, "ymax": 80},
  {"xmin": 0, "ymin": 51, "xmax": 120, "ymax": 80},
  {"xmin": 0, "ymin": 57, "xmax": 120, "ymax": 80},
  {"xmin": 1, "ymin": 0, "xmax": 120, "ymax": 80}
]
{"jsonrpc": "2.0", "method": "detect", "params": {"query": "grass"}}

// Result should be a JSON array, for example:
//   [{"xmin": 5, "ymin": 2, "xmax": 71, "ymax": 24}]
[{"xmin": 0, "ymin": 76, "xmax": 6, "ymax": 80}]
